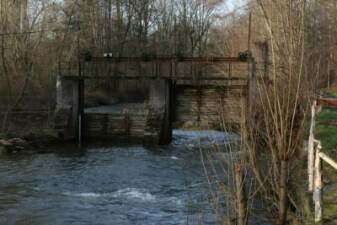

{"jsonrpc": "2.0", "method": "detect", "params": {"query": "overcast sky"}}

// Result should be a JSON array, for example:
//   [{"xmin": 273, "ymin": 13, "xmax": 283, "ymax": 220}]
[{"xmin": 221, "ymin": 0, "xmax": 248, "ymax": 13}]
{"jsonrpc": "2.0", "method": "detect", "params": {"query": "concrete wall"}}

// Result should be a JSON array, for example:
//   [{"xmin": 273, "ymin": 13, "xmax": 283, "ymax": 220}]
[
  {"xmin": 83, "ymin": 80, "xmax": 172, "ymax": 145},
  {"xmin": 84, "ymin": 111, "xmax": 148, "ymax": 140},
  {"xmin": 55, "ymin": 77, "xmax": 83, "ymax": 140},
  {"xmin": 61, "ymin": 78, "xmax": 247, "ymax": 144},
  {"xmin": 173, "ymin": 85, "xmax": 247, "ymax": 129},
  {"xmin": 144, "ymin": 79, "xmax": 172, "ymax": 145}
]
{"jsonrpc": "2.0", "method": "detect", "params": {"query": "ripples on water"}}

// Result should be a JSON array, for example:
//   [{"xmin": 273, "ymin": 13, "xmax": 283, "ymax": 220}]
[{"xmin": 0, "ymin": 130, "xmax": 268, "ymax": 225}]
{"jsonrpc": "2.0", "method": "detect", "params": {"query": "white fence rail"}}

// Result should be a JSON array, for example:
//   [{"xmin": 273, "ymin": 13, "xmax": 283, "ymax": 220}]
[{"xmin": 308, "ymin": 100, "xmax": 337, "ymax": 223}]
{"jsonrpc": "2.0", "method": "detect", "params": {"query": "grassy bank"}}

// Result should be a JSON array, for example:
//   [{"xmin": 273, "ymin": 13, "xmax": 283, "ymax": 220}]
[
  {"xmin": 316, "ymin": 108, "xmax": 337, "ymax": 157},
  {"xmin": 323, "ymin": 88, "xmax": 337, "ymax": 98},
  {"xmin": 315, "ymin": 106, "xmax": 337, "ymax": 224}
]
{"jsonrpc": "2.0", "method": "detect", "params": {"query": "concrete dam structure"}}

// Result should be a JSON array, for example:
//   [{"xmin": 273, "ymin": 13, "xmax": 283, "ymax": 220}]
[{"xmin": 54, "ymin": 56, "xmax": 257, "ymax": 145}]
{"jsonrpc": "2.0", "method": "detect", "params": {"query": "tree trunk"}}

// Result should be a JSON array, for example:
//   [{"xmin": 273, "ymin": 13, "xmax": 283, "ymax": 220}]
[
  {"xmin": 21, "ymin": 0, "xmax": 29, "ymax": 31},
  {"xmin": 0, "ymin": 34, "xmax": 12, "ymax": 134},
  {"xmin": 278, "ymin": 159, "xmax": 288, "ymax": 225},
  {"xmin": 235, "ymin": 164, "xmax": 247, "ymax": 225}
]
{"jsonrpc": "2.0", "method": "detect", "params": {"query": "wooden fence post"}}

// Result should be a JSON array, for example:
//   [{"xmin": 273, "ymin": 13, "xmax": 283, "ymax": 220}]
[
  {"xmin": 235, "ymin": 164, "xmax": 247, "ymax": 225},
  {"xmin": 314, "ymin": 141, "xmax": 322, "ymax": 223},
  {"xmin": 308, "ymin": 101, "xmax": 316, "ymax": 192}
]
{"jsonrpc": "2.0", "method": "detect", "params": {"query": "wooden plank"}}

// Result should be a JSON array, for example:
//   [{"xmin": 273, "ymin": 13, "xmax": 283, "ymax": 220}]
[
  {"xmin": 319, "ymin": 152, "xmax": 337, "ymax": 170},
  {"xmin": 85, "ymin": 112, "xmax": 146, "ymax": 138}
]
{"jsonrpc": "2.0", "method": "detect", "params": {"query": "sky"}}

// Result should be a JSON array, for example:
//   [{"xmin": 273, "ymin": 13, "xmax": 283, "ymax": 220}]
[
  {"xmin": 220, "ymin": 0, "xmax": 248, "ymax": 13},
  {"xmin": 227, "ymin": 0, "xmax": 247, "ymax": 10}
]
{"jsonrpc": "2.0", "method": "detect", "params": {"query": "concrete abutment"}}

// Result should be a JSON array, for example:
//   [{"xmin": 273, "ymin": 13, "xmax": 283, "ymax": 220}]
[
  {"xmin": 54, "ymin": 76, "xmax": 84, "ymax": 140},
  {"xmin": 144, "ymin": 79, "xmax": 172, "ymax": 145}
]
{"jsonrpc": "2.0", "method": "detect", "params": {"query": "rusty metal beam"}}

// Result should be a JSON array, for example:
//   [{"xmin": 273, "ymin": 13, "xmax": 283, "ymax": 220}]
[
  {"xmin": 81, "ymin": 56, "xmax": 247, "ymax": 63},
  {"xmin": 61, "ymin": 75, "xmax": 250, "ymax": 81}
]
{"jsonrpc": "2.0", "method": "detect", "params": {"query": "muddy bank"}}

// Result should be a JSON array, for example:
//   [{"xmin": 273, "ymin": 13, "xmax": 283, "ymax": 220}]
[{"xmin": 0, "ymin": 135, "xmax": 64, "ymax": 155}]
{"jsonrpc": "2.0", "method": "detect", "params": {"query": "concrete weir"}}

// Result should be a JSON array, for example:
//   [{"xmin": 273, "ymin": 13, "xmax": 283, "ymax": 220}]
[
  {"xmin": 54, "ymin": 76, "xmax": 248, "ymax": 145},
  {"xmin": 54, "ymin": 77, "xmax": 172, "ymax": 145}
]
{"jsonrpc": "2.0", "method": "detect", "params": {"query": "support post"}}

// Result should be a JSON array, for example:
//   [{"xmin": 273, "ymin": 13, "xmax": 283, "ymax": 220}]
[
  {"xmin": 308, "ymin": 101, "xmax": 317, "ymax": 192},
  {"xmin": 78, "ymin": 77, "xmax": 84, "ymax": 144},
  {"xmin": 144, "ymin": 79, "xmax": 172, "ymax": 145},
  {"xmin": 55, "ymin": 76, "xmax": 83, "ymax": 140},
  {"xmin": 235, "ymin": 164, "xmax": 247, "ymax": 225},
  {"xmin": 248, "ymin": 58, "xmax": 257, "ymax": 112},
  {"xmin": 314, "ymin": 143, "xmax": 323, "ymax": 223}
]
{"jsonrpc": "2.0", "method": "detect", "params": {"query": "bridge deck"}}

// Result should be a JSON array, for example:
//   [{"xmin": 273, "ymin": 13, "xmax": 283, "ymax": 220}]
[{"xmin": 60, "ymin": 56, "xmax": 253, "ymax": 81}]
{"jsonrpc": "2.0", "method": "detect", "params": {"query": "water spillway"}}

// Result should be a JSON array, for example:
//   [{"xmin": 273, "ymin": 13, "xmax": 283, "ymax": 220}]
[
  {"xmin": 55, "ymin": 77, "xmax": 248, "ymax": 145},
  {"xmin": 84, "ymin": 104, "xmax": 148, "ymax": 141}
]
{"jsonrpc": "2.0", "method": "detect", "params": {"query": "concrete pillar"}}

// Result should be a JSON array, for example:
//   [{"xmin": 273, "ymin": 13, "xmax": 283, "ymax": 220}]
[
  {"xmin": 54, "ymin": 76, "xmax": 83, "ymax": 140},
  {"xmin": 248, "ymin": 58, "xmax": 258, "ymax": 111},
  {"xmin": 144, "ymin": 79, "xmax": 172, "ymax": 145}
]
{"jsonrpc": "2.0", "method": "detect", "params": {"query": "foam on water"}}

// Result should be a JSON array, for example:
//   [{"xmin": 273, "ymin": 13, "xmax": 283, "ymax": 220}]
[
  {"xmin": 74, "ymin": 193, "xmax": 103, "ymax": 198},
  {"xmin": 64, "ymin": 188, "xmax": 185, "ymax": 206},
  {"xmin": 112, "ymin": 188, "xmax": 156, "ymax": 201},
  {"xmin": 65, "ymin": 188, "xmax": 156, "ymax": 202},
  {"xmin": 166, "ymin": 197, "xmax": 183, "ymax": 206},
  {"xmin": 172, "ymin": 130, "xmax": 240, "ymax": 147}
]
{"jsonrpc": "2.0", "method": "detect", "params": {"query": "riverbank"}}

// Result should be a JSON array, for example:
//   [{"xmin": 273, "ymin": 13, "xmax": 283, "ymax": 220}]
[{"xmin": 0, "ymin": 134, "xmax": 63, "ymax": 155}]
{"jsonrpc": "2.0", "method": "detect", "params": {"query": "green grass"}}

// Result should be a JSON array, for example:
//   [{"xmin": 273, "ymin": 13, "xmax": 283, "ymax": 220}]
[
  {"xmin": 323, "ymin": 178, "xmax": 337, "ymax": 224},
  {"xmin": 316, "ymin": 108, "xmax": 337, "ymax": 157},
  {"xmin": 317, "ymin": 108, "xmax": 337, "ymax": 121},
  {"xmin": 315, "ymin": 122, "xmax": 337, "ymax": 156},
  {"xmin": 323, "ymin": 88, "xmax": 337, "ymax": 98},
  {"xmin": 316, "ymin": 107, "xmax": 337, "ymax": 223}
]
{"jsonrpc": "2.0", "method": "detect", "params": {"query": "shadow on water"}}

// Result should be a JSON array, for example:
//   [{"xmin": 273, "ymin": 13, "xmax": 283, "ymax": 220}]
[{"xmin": 0, "ymin": 130, "xmax": 270, "ymax": 225}]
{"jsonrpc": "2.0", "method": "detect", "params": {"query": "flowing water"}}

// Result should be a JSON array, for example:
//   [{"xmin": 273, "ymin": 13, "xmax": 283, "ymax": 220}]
[{"xmin": 0, "ymin": 130, "xmax": 267, "ymax": 225}]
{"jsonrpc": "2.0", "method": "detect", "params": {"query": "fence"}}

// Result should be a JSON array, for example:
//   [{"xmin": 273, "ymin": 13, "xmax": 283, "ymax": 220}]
[{"xmin": 308, "ymin": 100, "xmax": 337, "ymax": 223}]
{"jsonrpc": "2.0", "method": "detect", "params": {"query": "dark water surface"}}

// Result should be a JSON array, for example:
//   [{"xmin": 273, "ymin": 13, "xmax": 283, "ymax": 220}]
[{"xmin": 0, "ymin": 130, "xmax": 245, "ymax": 225}]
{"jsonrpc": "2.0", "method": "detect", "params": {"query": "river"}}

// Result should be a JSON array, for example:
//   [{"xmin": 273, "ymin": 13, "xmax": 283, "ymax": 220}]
[{"xmin": 0, "ymin": 130, "xmax": 269, "ymax": 225}]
